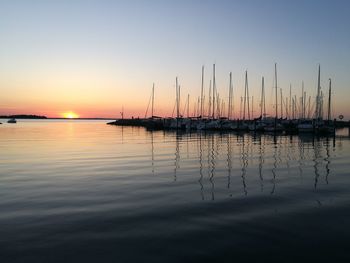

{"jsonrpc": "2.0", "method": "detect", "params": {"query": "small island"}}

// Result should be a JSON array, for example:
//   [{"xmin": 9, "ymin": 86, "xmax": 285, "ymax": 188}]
[{"xmin": 0, "ymin": 114, "xmax": 47, "ymax": 119}]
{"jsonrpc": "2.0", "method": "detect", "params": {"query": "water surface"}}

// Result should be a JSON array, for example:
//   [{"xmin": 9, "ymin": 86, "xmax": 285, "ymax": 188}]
[{"xmin": 1, "ymin": 120, "xmax": 350, "ymax": 262}]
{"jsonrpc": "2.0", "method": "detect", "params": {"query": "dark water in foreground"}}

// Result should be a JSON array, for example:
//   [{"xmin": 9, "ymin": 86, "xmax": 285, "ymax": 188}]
[{"xmin": 1, "ymin": 120, "xmax": 350, "ymax": 262}]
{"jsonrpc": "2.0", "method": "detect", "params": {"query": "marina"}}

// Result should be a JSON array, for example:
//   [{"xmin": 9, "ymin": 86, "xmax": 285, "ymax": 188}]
[
  {"xmin": 2, "ymin": 1, "xmax": 350, "ymax": 262},
  {"xmin": 108, "ymin": 64, "xmax": 340, "ymax": 135}
]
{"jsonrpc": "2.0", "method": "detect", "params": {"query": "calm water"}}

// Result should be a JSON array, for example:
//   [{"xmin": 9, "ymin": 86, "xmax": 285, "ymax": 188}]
[{"xmin": 1, "ymin": 120, "xmax": 350, "ymax": 262}]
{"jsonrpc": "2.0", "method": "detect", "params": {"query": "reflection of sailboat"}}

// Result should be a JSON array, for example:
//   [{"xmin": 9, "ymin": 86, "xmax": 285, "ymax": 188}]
[
  {"xmin": 270, "ymin": 136, "xmax": 278, "ymax": 194},
  {"xmin": 209, "ymin": 134, "xmax": 216, "ymax": 200},
  {"xmin": 226, "ymin": 133, "xmax": 233, "ymax": 196},
  {"xmin": 313, "ymin": 139, "xmax": 321, "ymax": 190},
  {"xmin": 198, "ymin": 133, "xmax": 204, "ymax": 200},
  {"xmin": 325, "ymin": 137, "xmax": 331, "ymax": 184},
  {"xmin": 258, "ymin": 135, "xmax": 265, "ymax": 192},
  {"xmin": 151, "ymin": 131, "xmax": 155, "ymax": 175},
  {"xmin": 174, "ymin": 133, "xmax": 180, "ymax": 182},
  {"xmin": 240, "ymin": 135, "xmax": 248, "ymax": 196}
]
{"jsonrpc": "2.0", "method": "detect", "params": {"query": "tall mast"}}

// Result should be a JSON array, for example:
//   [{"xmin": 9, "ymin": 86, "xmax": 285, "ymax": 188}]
[
  {"xmin": 228, "ymin": 72, "xmax": 232, "ymax": 120},
  {"xmin": 197, "ymin": 96, "xmax": 200, "ymax": 117},
  {"xmin": 260, "ymin": 76, "xmax": 266, "ymax": 118},
  {"xmin": 243, "ymin": 70, "xmax": 250, "ymax": 120},
  {"xmin": 212, "ymin": 64, "xmax": 216, "ymax": 119},
  {"xmin": 240, "ymin": 96, "xmax": 243, "ymax": 120},
  {"xmin": 187, "ymin": 94, "xmax": 190, "ymax": 118},
  {"xmin": 327, "ymin": 78, "xmax": 332, "ymax": 122},
  {"xmin": 243, "ymin": 72, "xmax": 246, "ymax": 120},
  {"xmin": 176, "ymin": 78, "xmax": 178, "ymax": 118},
  {"xmin": 247, "ymin": 71, "xmax": 250, "ymax": 120},
  {"xmin": 301, "ymin": 81, "xmax": 304, "ymax": 119},
  {"xmin": 176, "ymin": 77, "xmax": 180, "ymax": 118},
  {"xmin": 151, "ymin": 83, "xmax": 154, "ymax": 118},
  {"xmin": 316, "ymin": 64, "xmax": 321, "ymax": 119},
  {"xmin": 200, "ymin": 65, "xmax": 204, "ymax": 117},
  {"xmin": 178, "ymin": 85, "xmax": 181, "ymax": 117},
  {"xmin": 274, "ymin": 63, "xmax": 278, "ymax": 120},
  {"xmin": 280, "ymin": 88, "xmax": 283, "ymax": 119},
  {"xmin": 289, "ymin": 84, "xmax": 292, "ymax": 119},
  {"xmin": 251, "ymin": 96, "xmax": 254, "ymax": 119}
]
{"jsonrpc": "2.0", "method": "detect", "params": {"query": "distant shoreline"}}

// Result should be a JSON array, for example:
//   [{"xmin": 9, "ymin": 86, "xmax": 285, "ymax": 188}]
[{"xmin": 0, "ymin": 115, "xmax": 115, "ymax": 120}]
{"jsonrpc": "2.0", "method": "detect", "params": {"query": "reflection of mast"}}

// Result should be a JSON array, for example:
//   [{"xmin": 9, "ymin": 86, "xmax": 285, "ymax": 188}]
[
  {"xmin": 240, "ymin": 135, "xmax": 248, "ymax": 195},
  {"xmin": 325, "ymin": 137, "xmax": 331, "ymax": 184},
  {"xmin": 174, "ymin": 134, "xmax": 180, "ymax": 182},
  {"xmin": 258, "ymin": 135, "xmax": 264, "ymax": 192},
  {"xmin": 271, "ymin": 136, "xmax": 277, "ymax": 194},
  {"xmin": 151, "ymin": 131, "xmax": 154, "ymax": 175},
  {"xmin": 209, "ymin": 134, "xmax": 216, "ymax": 200},
  {"xmin": 227, "ymin": 134, "xmax": 232, "ymax": 193},
  {"xmin": 313, "ymin": 140, "xmax": 321, "ymax": 190},
  {"xmin": 198, "ymin": 133, "xmax": 204, "ymax": 200}
]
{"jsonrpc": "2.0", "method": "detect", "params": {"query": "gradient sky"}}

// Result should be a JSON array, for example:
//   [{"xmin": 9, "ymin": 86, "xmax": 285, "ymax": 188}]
[{"xmin": 1, "ymin": 0, "xmax": 349, "ymax": 119}]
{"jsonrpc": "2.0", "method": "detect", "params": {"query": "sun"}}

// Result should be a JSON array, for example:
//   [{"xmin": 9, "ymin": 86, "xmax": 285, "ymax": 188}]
[{"xmin": 63, "ymin": 111, "xmax": 79, "ymax": 119}]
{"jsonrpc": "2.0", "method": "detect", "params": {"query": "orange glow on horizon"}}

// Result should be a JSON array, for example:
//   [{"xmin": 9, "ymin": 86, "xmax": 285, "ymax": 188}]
[{"xmin": 62, "ymin": 111, "xmax": 79, "ymax": 119}]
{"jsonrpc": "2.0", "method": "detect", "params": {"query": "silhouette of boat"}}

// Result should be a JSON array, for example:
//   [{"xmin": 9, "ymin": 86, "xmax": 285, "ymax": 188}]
[{"xmin": 7, "ymin": 118, "xmax": 17, "ymax": 123}]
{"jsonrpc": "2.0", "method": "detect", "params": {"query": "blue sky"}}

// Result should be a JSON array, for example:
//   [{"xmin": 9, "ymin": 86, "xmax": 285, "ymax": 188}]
[{"xmin": 0, "ymin": 0, "xmax": 349, "ymax": 118}]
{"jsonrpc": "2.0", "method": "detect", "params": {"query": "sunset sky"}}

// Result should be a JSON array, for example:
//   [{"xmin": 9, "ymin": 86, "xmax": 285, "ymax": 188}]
[{"xmin": 1, "ymin": 0, "xmax": 349, "ymax": 119}]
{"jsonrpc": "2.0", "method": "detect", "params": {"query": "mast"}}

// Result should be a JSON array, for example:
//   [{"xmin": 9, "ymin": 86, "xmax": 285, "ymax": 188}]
[
  {"xmin": 197, "ymin": 96, "xmax": 200, "ymax": 117},
  {"xmin": 327, "ymin": 78, "xmax": 332, "ymax": 122},
  {"xmin": 301, "ymin": 81, "xmax": 304, "ymax": 119},
  {"xmin": 316, "ymin": 64, "xmax": 321, "ymax": 120},
  {"xmin": 176, "ymin": 77, "xmax": 179, "ymax": 118},
  {"xmin": 274, "ymin": 63, "xmax": 278, "ymax": 120},
  {"xmin": 280, "ymin": 88, "xmax": 283, "ymax": 119},
  {"xmin": 151, "ymin": 83, "xmax": 154, "ymax": 118},
  {"xmin": 200, "ymin": 65, "xmax": 204, "ymax": 117},
  {"xmin": 289, "ymin": 84, "xmax": 292, "ymax": 120},
  {"xmin": 251, "ymin": 96, "xmax": 254, "ymax": 119},
  {"xmin": 228, "ymin": 72, "xmax": 232, "ymax": 120},
  {"xmin": 243, "ymin": 70, "xmax": 250, "ymax": 120},
  {"xmin": 261, "ymin": 76, "xmax": 266, "ymax": 118},
  {"xmin": 240, "ymin": 96, "xmax": 243, "ymax": 120},
  {"xmin": 179, "ymin": 85, "xmax": 181, "ymax": 117},
  {"xmin": 212, "ymin": 64, "xmax": 216, "ymax": 119},
  {"xmin": 187, "ymin": 94, "xmax": 190, "ymax": 118},
  {"xmin": 247, "ymin": 72, "xmax": 250, "ymax": 120},
  {"xmin": 208, "ymin": 80, "xmax": 212, "ymax": 118}
]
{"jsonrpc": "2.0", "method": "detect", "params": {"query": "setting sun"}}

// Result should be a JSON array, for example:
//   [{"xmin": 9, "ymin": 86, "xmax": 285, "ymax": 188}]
[{"xmin": 62, "ymin": 111, "xmax": 79, "ymax": 119}]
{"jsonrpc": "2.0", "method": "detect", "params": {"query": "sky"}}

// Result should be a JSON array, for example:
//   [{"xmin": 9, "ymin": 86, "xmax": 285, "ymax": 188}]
[{"xmin": 0, "ymin": 0, "xmax": 349, "ymax": 119}]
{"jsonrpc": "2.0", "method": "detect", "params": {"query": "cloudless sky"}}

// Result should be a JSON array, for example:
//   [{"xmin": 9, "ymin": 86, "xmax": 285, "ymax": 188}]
[{"xmin": 0, "ymin": 0, "xmax": 349, "ymax": 118}]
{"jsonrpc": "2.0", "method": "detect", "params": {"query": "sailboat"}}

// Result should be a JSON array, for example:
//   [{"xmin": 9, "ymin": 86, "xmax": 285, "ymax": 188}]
[
  {"xmin": 265, "ymin": 63, "xmax": 283, "ymax": 132},
  {"xmin": 317, "ymin": 78, "xmax": 335, "ymax": 134},
  {"xmin": 144, "ymin": 83, "xmax": 163, "ymax": 130},
  {"xmin": 7, "ymin": 118, "xmax": 17, "ymax": 123},
  {"xmin": 237, "ymin": 70, "xmax": 249, "ymax": 131}
]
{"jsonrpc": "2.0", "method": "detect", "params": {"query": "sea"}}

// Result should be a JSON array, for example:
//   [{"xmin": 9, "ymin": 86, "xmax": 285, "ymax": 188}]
[{"xmin": 1, "ymin": 119, "xmax": 350, "ymax": 262}]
